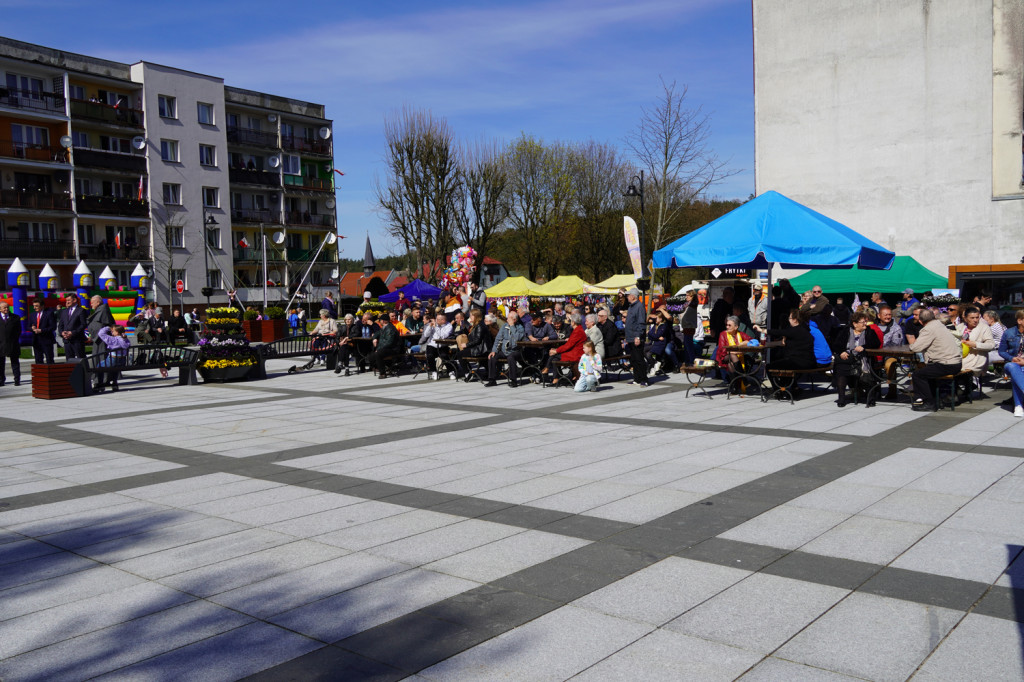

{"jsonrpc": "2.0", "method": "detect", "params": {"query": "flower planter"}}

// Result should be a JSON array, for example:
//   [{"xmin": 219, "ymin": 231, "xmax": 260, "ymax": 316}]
[
  {"xmin": 198, "ymin": 365, "xmax": 253, "ymax": 383},
  {"xmin": 259, "ymin": 319, "xmax": 287, "ymax": 342},
  {"xmin": 242, "ymin": 320, "xmax": 261, "ymax": 342}
]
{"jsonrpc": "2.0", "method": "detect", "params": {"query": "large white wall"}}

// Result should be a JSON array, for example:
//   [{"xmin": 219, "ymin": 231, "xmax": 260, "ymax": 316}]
[{"xmin": 753, "ymin": 0, "xmax": 1024, "ymax": 276}]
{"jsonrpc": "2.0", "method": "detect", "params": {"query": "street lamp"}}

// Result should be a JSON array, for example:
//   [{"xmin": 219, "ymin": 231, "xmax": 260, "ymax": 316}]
[
  {"xmin": 623, "ymin": 170, "xmax": 650, "ymax": 294},
  {"xmin": 201, "ymin": 212, "xmax": 217, "ymax": 306}
]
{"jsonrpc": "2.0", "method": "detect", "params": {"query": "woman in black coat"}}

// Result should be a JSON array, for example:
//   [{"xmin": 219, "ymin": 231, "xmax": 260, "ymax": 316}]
[
  {"xmin": 762, "ymin": 308, "xmax": 819, "ymax": 372},
  {"xmin": 455, "ymin": 309, "xmax": 491, "ymax": 380},
  {"xmin": 830, "ymin": 311, "xmax": 881, "ymax": 407}
]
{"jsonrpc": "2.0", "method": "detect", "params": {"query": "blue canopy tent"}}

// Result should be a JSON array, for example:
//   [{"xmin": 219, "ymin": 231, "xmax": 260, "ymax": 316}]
[{"xmin": 378, "ymin": 279, "xmax": 443, "ymax": 303}]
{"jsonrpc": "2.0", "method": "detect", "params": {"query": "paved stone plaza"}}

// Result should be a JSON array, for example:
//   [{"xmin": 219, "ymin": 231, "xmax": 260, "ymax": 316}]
[{"xmin": 1, "ymin": 363, "xmax": 1023, "ymax": 681}]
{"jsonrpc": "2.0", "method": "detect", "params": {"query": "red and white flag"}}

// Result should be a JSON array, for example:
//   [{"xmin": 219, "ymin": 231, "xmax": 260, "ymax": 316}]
[
  {"xmin": 137, "ymin": 176, "xmax": 144, "ymax": 201},
  {"xmin": 238, "ymin": 236, "xmax": 250, "ymax": 248},
  {"xmin": 115, "ymin": 231, "xmax": 122, "ymax": 249}
]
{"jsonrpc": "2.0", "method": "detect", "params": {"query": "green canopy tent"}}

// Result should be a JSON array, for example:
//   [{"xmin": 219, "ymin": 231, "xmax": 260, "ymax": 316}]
[{"xmin": 787, "ymin": 256, "xmax": 946, "ymax": 294}]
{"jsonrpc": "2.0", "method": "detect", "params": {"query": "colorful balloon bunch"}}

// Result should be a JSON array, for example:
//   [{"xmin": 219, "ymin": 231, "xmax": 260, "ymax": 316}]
[{"xmin": 440, "ymin": 246, "xmax": 477, "ymax": 290}]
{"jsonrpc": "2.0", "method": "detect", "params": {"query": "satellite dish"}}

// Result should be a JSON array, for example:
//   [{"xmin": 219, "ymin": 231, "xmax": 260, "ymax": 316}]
[
  {"xmin": 131, "ymin": 136, "xmax": 146, "ymax": 150},
  {"xmin": 59, "ymin": 135, "xmax": 73, "ymax": 149},
  {"xmin": 138, "ymin": 225, "xmax": 149, "ymax": 236},
  {"xmin": 271, "ymin": 231, "xmax": 285, "ymax": 245},
  {"xmin": 330, "ymin": 268, "xmax": 339, "ymax": 279},
  {"xmin": 326, "ymin": 233, "xmax": 338, "ymax": 245},
  {"xmin": 267, "ymin": 114, "xmax": 278, "ymax": 123},
  {"xmin": 325, "ymin": 198, "xmax": 336, "ymax": 209},
  {"xmin": 268, "ymin": 155, "xmax": 281, "ymax": 169},
  {"xmin": 318, "ymin": 126, "xmax": 331, "ymax": 140}
]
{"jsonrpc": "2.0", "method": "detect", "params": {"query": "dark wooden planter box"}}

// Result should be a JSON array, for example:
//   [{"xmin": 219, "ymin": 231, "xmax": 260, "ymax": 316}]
[
  {"xmin": 242, "ymin": 320, "xmax": 259, "ymax": 341},
  {"xmin": 198, "ymin": 365, "xmax": 253, "ymax": 383},
  {"xmin": 242, "ymin": 319, "xmax": 287, "ymax": 342},
  {"xmin": 31, "ymin": 362, "xmax": 80, "ymax": 400}
]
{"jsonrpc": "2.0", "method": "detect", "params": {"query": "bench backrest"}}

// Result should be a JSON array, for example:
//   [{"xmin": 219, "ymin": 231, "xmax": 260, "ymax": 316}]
[
  {"xmin": 259, "ymin": 334, "xmax": 336, "ymax": 358},
  {"xmin": 84, "ymin": 344, "xmax": 199, "ymax": 371}
]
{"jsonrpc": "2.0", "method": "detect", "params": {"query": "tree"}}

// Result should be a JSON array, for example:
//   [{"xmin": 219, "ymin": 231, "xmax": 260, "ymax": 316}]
[
  {"xmin": 374, "ymin": 107, "xmax": 461, "ymax": 284},
  {"xmin": 504, "ymin": 134, "xmax": 574, "ymax": 281},
  {"xmin": 455, "ymin": 139, "xmax": 512, "ymax": 284},
  {"xmin": 626, "ymin": 79, "xmax": 739, "ymax": 279},
  {"xmin": 569, "ymin": 141, "xmax": 634, "ymax": 280}
]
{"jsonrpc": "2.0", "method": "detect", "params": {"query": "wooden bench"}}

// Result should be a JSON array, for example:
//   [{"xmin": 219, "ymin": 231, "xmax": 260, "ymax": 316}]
[
  {"xmin": 76, "ymin": 345, "xmax": 200, "ymax": 396},
  {"xmin": 765, "ymin": 364, "xmax": 834, "ymax": 404},
  {"xmin": 601, "ymin": 354, "xmax": 631, "ymax": 379},
  {"xmin": 542, "ymin": 359, "xmax": 578, "ymax": 388},
  {"xmin": 254, "ymin": 335, "xmax": 338, "ymax": 379},
  {"xmin": 932, "ymin": 369, "xmax": 976, "ymax": 411},
  {"xmin": 680, "ymin": 364, "xmax": 716, "ymax": 399}
]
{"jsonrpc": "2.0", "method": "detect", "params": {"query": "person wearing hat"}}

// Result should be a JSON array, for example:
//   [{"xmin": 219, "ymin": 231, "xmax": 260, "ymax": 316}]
[
  {"xmin": 898, "ymin": 288, "xmax": 919, "ymax": 325},
  {"xmin": 624, "ymin": 287, "xmax": 648, "ymax": 386},
  {"xmin": 747, "ymin": 281, "xmax": 767, "ymax": 329}
]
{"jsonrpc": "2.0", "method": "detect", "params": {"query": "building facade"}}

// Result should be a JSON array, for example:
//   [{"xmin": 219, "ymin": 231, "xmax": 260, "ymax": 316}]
[
  {"xmin": 753, "ymin": 0, "xmax": 1024, "ymax": 288},
  {"xmin": 0, "ymin": 37, "xmax": 339, "ymax": 309}
]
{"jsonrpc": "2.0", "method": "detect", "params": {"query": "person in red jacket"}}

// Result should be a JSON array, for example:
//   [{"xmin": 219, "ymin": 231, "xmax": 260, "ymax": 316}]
[{"xmin": 540, "ymin": 312, "xmax": 586, "ymax": 386}]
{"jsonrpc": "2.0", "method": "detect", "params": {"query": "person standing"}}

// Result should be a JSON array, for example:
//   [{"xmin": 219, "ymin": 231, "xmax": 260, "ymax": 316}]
[
  {"xmin": 86, "ymin": 295, "xmax": 115, "ymax": 354},
  {"xmin": 29, "ymin": 300, "xmax": 56, "ymax": 364},
  {"xmin": 57, "ymin": 294, "xmax": 87, "ymax": 359},
  {"xmin": 747, "ymin": 282, "xmax": 768, "ymax": 329},
  {"xmin": 0, "ymin": 301, "xmax": 22, "ymax": 386},
  {"xmin": 624, "ymin": 287, "xmax": 648, "ymax": 386},
  {"xmin": 462, "ymin": 282, "xmax": 487, "ymax": 315},
  {"xmin": 321, "ymin": 291, "xmax": 337, "ymax": 319}
]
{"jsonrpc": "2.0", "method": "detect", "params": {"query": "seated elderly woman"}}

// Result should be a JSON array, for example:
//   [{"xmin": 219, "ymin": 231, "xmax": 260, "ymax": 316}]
[
  {"xmin": 714, "ymin": 315, "xmax": 752, "ymax": 387},
  {"xmin": 831, "ymin": 310, "xmax": 881, "ymax": 407},
  {"xmin": 540, "ymin": 312, "xmax": 586, "ymax": 386},
  {"xmin": 310, "ymin": 308, "xmax": 338, "ymax": 366}
]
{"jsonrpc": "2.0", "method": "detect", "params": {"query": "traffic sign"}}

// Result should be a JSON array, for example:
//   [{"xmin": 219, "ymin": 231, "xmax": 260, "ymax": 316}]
[{"xmin": 175, "ymin": 280, "xmax": 185, "ymax": 294}]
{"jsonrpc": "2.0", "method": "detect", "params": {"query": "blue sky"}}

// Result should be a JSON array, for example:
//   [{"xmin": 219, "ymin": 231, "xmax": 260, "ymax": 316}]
[{"xmin": 2, "ymin": 0, "xmax": 753, "ymax": 257}]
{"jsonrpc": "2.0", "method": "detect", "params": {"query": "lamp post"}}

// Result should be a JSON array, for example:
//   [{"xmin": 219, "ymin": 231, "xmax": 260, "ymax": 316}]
[
  {"xmin": 624, "ymin": 170, "xmax": 650, "ymax": 306},
  {"xmin": 202, "ymin": 211, "xmax": 217, "ymax": 306}
]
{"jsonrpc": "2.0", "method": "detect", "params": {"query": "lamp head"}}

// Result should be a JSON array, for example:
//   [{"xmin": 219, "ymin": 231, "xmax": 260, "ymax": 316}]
[{"xmin": 205, "ymin": 215, "xmax": 218, "ymax": 226}]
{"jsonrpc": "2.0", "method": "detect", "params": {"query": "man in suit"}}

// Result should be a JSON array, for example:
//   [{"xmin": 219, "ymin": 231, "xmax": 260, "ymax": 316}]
[
  {"xmin": 57, "ymin": 294, "xmax": 87, "ymax": 359},
  {"xmin": 0, "ymin": 301, "xmax": 22, "ymax": 386},
  {"xmin": 29, "ymin": 300, "xmax": 56, "ymax": 364},
  {"xmin": 86, "ymin": 295, "xmax": 115, "ymax": 354}
]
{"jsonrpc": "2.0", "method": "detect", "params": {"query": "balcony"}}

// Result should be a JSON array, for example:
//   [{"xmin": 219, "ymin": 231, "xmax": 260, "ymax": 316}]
[
  {"xmin": 281, "ymin": 135, "xmax": 332, "ymax": 156},
  {"xmin": 231, "ymin": 208, "xmax": 281, "ymax": 225},
  {"xmin": 72, "ymin": 148, "xmax": 147, "ymax": 173},
  {"xmin": 0, "ymin": 88, "xmax": 66, "ymax": 114},
  {"xmin": 0, "ymin": 189, "xmax": 72, "ymax": 211},
  {"xmin": 233, "ymin": 246, "xmax": 285, "ymax": 263},
  {"xmin": 226, "ymin": 126, "xmax": 278, "ymax": 148},
  {"xmin": 284, "ymin": 211, "xmax": 335, "ymax": 228},
  {"xmin": 286, "ymin": 247, "xmax": 338, "ymax": 262},
  {"xmin": 283, "ymin": 175, "xmax": 333, "ymax": 193},
  {"xmin": 79, "ymin": 243, "xmax": 149, "ymax": 261},
  {"xmin": 76, "ymin": 194, "xmax": 149, "ymax": 217},
  {"xmin": 229, "ymin": 168, "xmax": 281, "ymax": 188},
  {"xmin": 0, "ymin": 140, "xmax": 69, "ymax": 164},
  {"xmin": 0, "ymin": 238, "xmax": 76, "ymax": 260},
  {"xmin": 70, "ymin": 99, "xmax": 144, "ymax": 128}
]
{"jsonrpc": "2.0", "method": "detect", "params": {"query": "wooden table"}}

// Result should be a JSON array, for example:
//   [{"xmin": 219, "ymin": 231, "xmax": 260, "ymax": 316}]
[
  {"xmin": 866, "ymin": 345, "xmax": 919, "ymax": 403},
  {"xmin": 517, "ymin": 339, "xmax": 562, "ymax": 379},
  {"xmin": 722, "ymin": 340, "xmax": 783, "ymax": 399}
]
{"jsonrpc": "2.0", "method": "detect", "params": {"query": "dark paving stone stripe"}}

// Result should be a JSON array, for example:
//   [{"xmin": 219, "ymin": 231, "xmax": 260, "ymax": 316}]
[
  {"xmin": 973, "ymin": 585, "xmax": 1024, "ymax": 622},
  {"xmin": 917, "ymin": 439, "xmax": 1024, "ymax": 460}
]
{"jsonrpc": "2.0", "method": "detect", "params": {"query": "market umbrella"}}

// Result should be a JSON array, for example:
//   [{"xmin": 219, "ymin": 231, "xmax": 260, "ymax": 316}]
[
  {"xmin": 787, "ymin": 256, "xmax": 946, "ymax": 294},
  {"xmin": 584, "ymin": 273, "xmax": 637, "ymax": 294},
  {"xmin": 532, "ymin": 275, "xmax": 591, "ymax": 297},
  {"xmin": 484, "ymin": 276, "xmax": 543, "ymax": 298},
  {"xmin": 378, "ymin": 279, "xmax": 443, "ymax": 303}
]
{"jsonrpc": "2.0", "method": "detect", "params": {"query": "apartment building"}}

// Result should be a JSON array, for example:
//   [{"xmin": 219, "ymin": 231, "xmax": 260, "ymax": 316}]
[{"xmin": 0, "ymin": 37, "xmax": 339, "ymax": 308}]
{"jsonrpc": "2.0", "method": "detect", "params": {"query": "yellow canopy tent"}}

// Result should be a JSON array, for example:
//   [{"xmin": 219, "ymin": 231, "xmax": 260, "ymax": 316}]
[
  {"xmin": 583, "ymin": 273, "xmax": 637, "ymax": 294},
  {"xmin": 484, "ymin": 276, "xmax": 543, "ymax": 297},
  {"xmin": 532, "ymin": 275, "xmax": 591, "ymax": 296}
]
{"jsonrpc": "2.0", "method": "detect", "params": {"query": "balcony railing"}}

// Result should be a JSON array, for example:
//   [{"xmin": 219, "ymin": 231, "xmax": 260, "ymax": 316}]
[
  {"xmin": 72, "ymin": 148, "xmax": 147, "ymax": 173},
  {"xmin": 283, "ymin": 175, "xmax": 333, "ymax": 192},
  {"xmin": 231, "ymin": 208, "xmax": 281, "ymax": 224},
  {"xmin": 0, "ymin": 189, "xmax": 72, "ymax": 211},
  {"xmin": 0, "ymin": 88, "xmax": 65, "ymax": 114},
  {"xmin": 286, "ymin": 247, "xmax": 338, "ymax": 262},
  {"xmin": 284, "ymin": 211, "xmax": 335, "ymax": 227},
  {"xmin": 281, "ymin": 135, "xmax": 332, "ymax": 156},
  {"xmin": 228, "ymin": 168, "xmax": 281, "ymax": 187},
  {"xmin": 233, "ymin": 246, "xmax": 285, "ymax": 263},
  {"xmin": 226, "ymin": 126, "xmax": 278, "ymax": 148},
  {"xmin": 79, "ymin": 244, "xmax": 149, "ymax": 261},
  {"xmin": 0, "ymin": 238, "xmax": 76, "ymax": 259},
  {"xmin": 70, "ymin": 99, "xmax": 144, "ymax": 128},
  {"xmin": 0, "ymin": 140, "xmax": 70, "ymax": 163},
  {"xmin": 76, "ymin": 194, "xmax": 149, "ymax": 217}
]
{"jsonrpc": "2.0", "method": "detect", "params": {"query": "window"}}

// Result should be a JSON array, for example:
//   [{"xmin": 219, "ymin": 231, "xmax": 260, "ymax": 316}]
[
  {"xmin": 301, "ymin": 162, "xmax": 318, "ymax": 178},
  {"xmin": 206, "ymin": 226, "xmax": 221, "ymax": 249},
  {"xmin": 101, "ymin": 181, "xmax": 133, "ymax": 198},
  {"xmin": 162, "ymin": 183, "xmax": 181, "ymax": 205},
  {"xmin": 68, "ymin": 84, "xmax": 86, "ymax": 100},
  {"xmin": 6, "ymin": 73, "xmax": 43, "ymax": 98},
  {"xmin": 114, "ymin": 269, "xmax": 131, "ymax": 288},
  {"xmin": 78, "ymin": 223, "xmax": 96, "ymax": 244},
  {"xmin": 18, "ymin": 221, "xmax": 56, "ymax": 241},
  {"xmin": 14, "ymin": 172, "xmax": 51, "ymax": 192},
  {"xmin": 227, "ymin": 112, "xmax": 239, "ymax": 128},
  {"xmin": 170, "ymin": 269, "xmax": 186, "ymax": 287},
  {"xmin": 281, "ymin": 123, "xmax": 293, "ymax": 139},
  {"xmin": 282, "ymin": 154, "xmax": 300, "ymax": 175},
  {"xmin": 11, "ymin": 124, "xmax": 48, "ymax": 149},
  {"xmin": 206, "ymin": 270, "xmax": 221, "ymax": 289},
  {"xmin": 166, "ymin": 225, "xmax": 184, "ymax": 248},
  {"xmin": 286, "ymin": 233, "xmax": 301, "ymax": 249},
  {"xmin": 197, "ymin": 102, "xmax": 214, "ymax": 125},
  {"xmin": 253, "ymin": 194, "xmax": 266, "ymax": 210},
  {"xmin": 160, "ymin": 139, "xmax": 179, "ymax": 162},
  {"xmin": 72, "ymin": 131, "xmax": 89, "ymax": 148},
  {"xmin": 202, "ymin": 187, "xmax": 219, "ymax": 208},
  {"xmin": 309, "ymin": 234, "xmax": 320, "ymax": 249},
  {"xmin": 246, "ymin": 116, "xmax": 261, "ymax": 131},
  {"xmin": 99, "ymin": 135, "xmax": 130, "ymax": 153},
  {"xmin": 158, "ymin": 95, "xmax": 176, "ymax": 119},
  {"xmin": 199, "ymin": 144, "xmax": 216, "ymax": 167}
]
